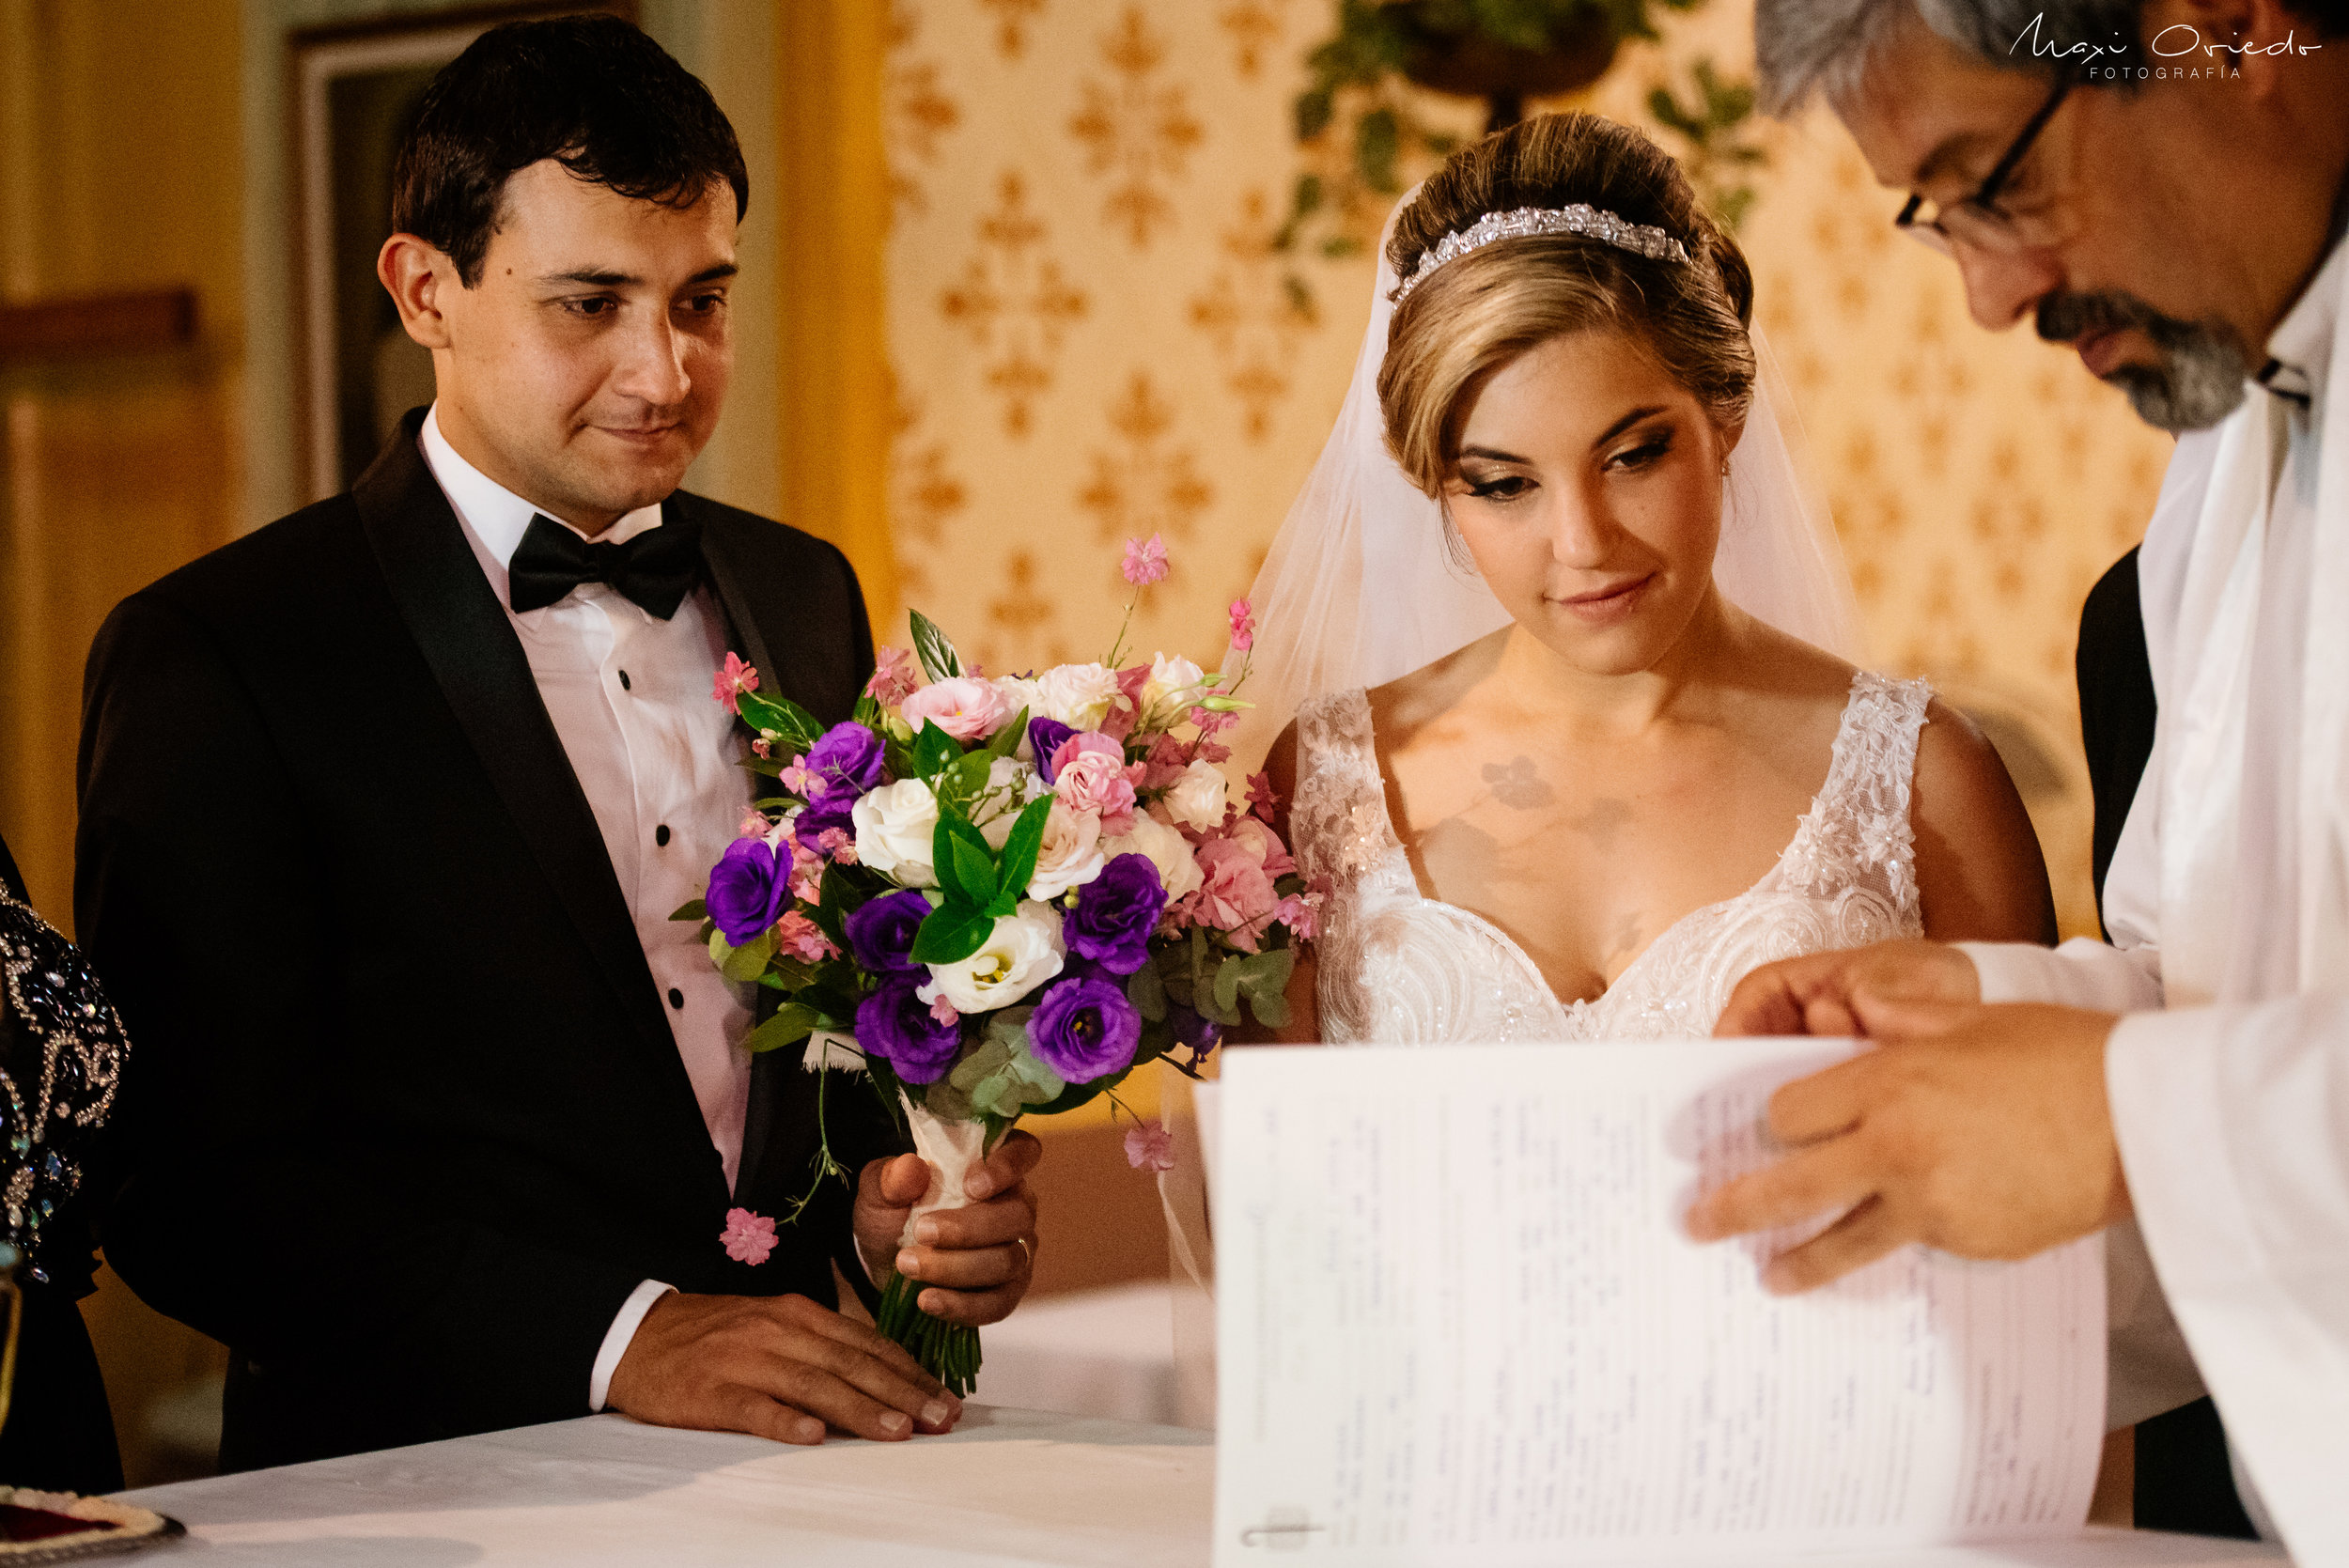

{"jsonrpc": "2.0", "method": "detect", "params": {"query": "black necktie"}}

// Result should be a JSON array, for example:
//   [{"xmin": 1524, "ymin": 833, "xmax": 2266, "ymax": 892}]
[{"xmin": 507, "ymin": 512, "xmax": 704, "ymax": 618}]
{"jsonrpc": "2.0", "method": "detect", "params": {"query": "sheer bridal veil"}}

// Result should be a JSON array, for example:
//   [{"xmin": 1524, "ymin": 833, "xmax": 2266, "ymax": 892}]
[{"xmin": 1237, "ymin": 195, "xmax": 1867, "ymax": 760}]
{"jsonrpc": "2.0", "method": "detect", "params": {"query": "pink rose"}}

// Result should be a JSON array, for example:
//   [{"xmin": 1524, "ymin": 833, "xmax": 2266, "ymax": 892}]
[
  {"xmin": 1194, "ymin": 835, "xmax": 1280, "ymax": 950},
  {"xmin": 900, "ymin": 675, "xmax": 1014, "ymax": 743},
  {"xmin": 1050, "ymin": 732, "xmax": 1143, "ymax": 834}
]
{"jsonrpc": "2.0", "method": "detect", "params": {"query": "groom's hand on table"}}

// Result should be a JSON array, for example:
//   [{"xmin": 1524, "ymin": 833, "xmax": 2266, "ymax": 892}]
[
  {"xmin": 1690, "ymin": 994, "xmax": 2130, "ymax": 1291},
  {"xmin": 606, "ymin": 1292, "xmax": 961, "ymax": 1445},
  {"xmin": 854, "ymin": 1129, "xmax": 1043, "ymax": 1326},
  {"xmin": 1712, "ymin": 939, "xmax": 1982, "ymax": 1038}
]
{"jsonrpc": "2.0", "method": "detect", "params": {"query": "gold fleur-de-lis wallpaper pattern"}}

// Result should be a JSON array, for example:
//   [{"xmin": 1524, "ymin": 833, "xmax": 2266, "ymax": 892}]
[{"xmin": 883, "ymin": 0, "xmax": 2176, "ymax": 938}]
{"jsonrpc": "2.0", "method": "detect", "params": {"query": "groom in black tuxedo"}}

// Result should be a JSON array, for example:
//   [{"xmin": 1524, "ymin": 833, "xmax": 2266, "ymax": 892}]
[{"xmin": 78, "ymin": 16, "xmax": 1037, "ymax": 1470}]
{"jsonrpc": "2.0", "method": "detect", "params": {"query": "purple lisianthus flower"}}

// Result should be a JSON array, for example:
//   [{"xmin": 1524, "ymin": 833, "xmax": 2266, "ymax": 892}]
[
  {"xmin": 1064, "ymin": 852, "xmax": 1167, "ymax": 974},
  {"xmin": 1028, "ymin": 717, "xmax": 1077, "ymax": 782},
  {"xmin": 805, "ymin": 721, "xmax": 887, "ymax": 805},
  {"xmin": 793, "ymin": 800, "xmax": 857, "ymax": 856},
  {"xmin": 1166, "ymin": 999, "xmax": 1221, "ymax": 1056},
  {"xmin": 1027, "ymin": 970, "xmax": 1143, "ymax": 1082},
  {"xmin": 856, "ymin": 979, "xmax": 961, "ymax": 1084},
  {"xmin": 707, "ymin": 836, "xmax": 788, "ymax": 944},
  {"xmin": 846, "ymin": 888, "xmax": 932, "ymax": 974}
]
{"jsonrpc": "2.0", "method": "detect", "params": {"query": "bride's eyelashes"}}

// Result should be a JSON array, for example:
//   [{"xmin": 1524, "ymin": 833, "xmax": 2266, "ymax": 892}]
[
  {"xmin": 1601, "ymin": 427, "xmax": 1675, "ymax": 473},
  {"xmin": 1461, "ymin": 472, "xmax": 1532, "ymax": 502}
]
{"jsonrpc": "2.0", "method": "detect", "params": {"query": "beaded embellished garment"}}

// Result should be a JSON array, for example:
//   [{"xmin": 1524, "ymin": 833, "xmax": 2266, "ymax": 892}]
[
  {"xmin": 1291, "ymin": 672, "xmax": 1931, "ymax": 1044},
  {"xmin": 0, "ymin": 887, "xmax": 125, "ymax": 1286}
]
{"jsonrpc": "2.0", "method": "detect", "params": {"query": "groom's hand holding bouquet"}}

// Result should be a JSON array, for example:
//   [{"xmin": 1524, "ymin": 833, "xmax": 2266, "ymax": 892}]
[{"xmin": 676, "ymin": 536, "xmax": 1314, "ymax": 1394}]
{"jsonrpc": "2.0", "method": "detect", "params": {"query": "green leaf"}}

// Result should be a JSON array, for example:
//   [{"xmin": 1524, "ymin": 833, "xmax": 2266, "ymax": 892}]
[
  {"xmin": 932, "ymin": 811, "xmax": 998, "ymax": 908},
  {"xmin": 983, "ymin": 706, "xmax": 1032, "ymax": 761},
  {"xmin": 911, "ymin": 902, "xmax": 993, "ymax": 966},
  {"xmin": 909, "ymin": 609, "xmax": 965, "ymax": 684},
  {"xmin": 1294, "ymin": 85, "xmax": 1334, "ymax": 141},
  {"xmin": 721, "ymin": 927, "xmax": 777, "ymax": 984},
  {"xmin": 746, "ymin": 1004, "xmax": 824, "ymax": 1054},
  {"xmin": 1213, "ymin": 949, "xmax": 1299, "ymax": 1029},
  {"xmin": 911, "ymin": 721, "xmax": 962, "ymax": 781},
  {"xmin": 1356, "ymin": 106, "xmax": 1401, "ymax": 194},
  {"xmin": 992, "ymin": 795, "xmax": 1053, "ymax": 908},
  {"xmin": 669, "ymin": 898, "xmax": 708, "ymax": 923},
  {"xmin": 947, "ymin": 749, "xmax": 994, "ymax": 802},
  {"xmin": 736, "ymin": 690, "xmax": 827, "ymax": 754},
  {"xmin": 853, "ymin": 691, "xmax": 884, "ymax": 728}
]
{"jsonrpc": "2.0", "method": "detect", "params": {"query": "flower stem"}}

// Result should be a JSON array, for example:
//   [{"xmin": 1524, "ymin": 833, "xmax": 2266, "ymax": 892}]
[{"xmin": 875, "ymin": 1269, "xmax": 982, "ymax": 1397}]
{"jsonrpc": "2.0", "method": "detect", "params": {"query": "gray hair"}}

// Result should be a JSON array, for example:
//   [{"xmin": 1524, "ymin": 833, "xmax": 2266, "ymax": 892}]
[{"xmin": 1759, "ymin": 0, "xmax": 2346, "ymax": 112}]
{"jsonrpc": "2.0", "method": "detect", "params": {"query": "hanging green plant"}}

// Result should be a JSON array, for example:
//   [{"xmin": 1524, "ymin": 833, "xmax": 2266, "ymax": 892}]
[{"xmin": 1275, "ymin": 0, "xmax": 1769, "ymax": 299}]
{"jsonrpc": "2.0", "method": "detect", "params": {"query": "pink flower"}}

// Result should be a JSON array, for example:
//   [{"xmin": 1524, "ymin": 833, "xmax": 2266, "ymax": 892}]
[
  {"xmin": 721, "ymin": 1206, "xmax": 777, "ymax": 1265},
  {"xmin": 752, "ymin": 737, "xmax": 772, "ymax": 759},
  {"xmin": 714, "ymin": 652, "xmax": 760, "ymax": 714},
  {"xmin": 1227, "ymin": 815, "xmax": 1297, "ymax": 877},
  {"xmin": 1273, "ymin": 892, "xmax": 1322, "ymax": 943},
  {"xmin": 1101, "ymin": 664, "xmax": 1153, "ymax": 741},
  {"xmin": 774, "ymin": 910, "xmax": 837, "ymax": 962},
  {"xmin": 778, "ymin": 756, "xmax": 817, "ymax": 796},
  {"xmin": 929, "ymin": 995, "xmax": 960, "ymax": 1027},
  {"xmin": 1050, "ymin": 732, "xmax": 1143, "ymax": 834},
  {"xmin": 788, "ymin": 838, "xmax": 827, "ymax": 903},
  {"xmin": 1121, "ymin": 533, "xmax": 1169, "ymax": 586},
  {"xmin": 816, "ymin": 827, "xmax": 860, "ymax": 865},
  {"xmin": 738, "ymin": 808, "xmax": 771, "ymax": 839},
  {"xmin": 900, "ymin": 675, "xmax": 1014, "ymax": 743},
  {"xmin": 1125, "ymin": 1119, "xmax": 1175, "ymax": 1172},
  {"xmin": 1190, "ymin": 707, "xmax": 1237, "ymax": 766},
  {"xmin": 1141, "ymin": 733, "xmax": 1193, "ymax": 791},
  {"xmin": 1227, "ymin": 598, "xmax": 1256, "ymax": 653},
  {"xmin": 1245, "ymin": 770, "xmax": 1279, "ymax": 824},
  {"xmin": 1194, "ymin": 836, "xmax": 1280, "ymax": 951},
  {"xmin": 865, "ymin": 646, "xmax": 921, "ymax": 706}
]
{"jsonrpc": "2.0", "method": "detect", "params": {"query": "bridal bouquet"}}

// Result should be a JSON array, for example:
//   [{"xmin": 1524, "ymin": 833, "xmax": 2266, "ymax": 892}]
[{"xmin": 677, "ymin": 536, "xmax": 1315, "ymax": 1393}]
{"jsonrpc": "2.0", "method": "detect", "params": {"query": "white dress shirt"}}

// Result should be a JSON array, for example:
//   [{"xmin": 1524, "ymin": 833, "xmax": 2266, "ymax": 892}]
[
  {"xmin": 1956, "ymin": 232, "xmax": 2349, "ymax": 1557},
  {"xmin": 420, "ymin": 407, "xmax": 754, "ymax": 1410}
]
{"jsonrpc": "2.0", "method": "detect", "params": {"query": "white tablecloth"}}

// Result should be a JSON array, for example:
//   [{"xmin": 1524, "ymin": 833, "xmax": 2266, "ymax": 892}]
[
  {"xmin": 115, "ymin": 1408, "xmax": 2291, "ymax": 1567},
  {"xmin": 968, "ymin": 1280, "xmax": 1188, "ymax": 1427}
]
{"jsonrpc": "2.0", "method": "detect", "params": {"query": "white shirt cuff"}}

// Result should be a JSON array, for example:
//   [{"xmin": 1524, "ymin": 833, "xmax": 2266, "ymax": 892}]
[
  {"xmin": 589, "ymin": 1279, "xmax": 676, "ymax": 1412},
  {"xmin": 1957, "ymin": 937, "xmax": 2162, "ymax": 1012}
]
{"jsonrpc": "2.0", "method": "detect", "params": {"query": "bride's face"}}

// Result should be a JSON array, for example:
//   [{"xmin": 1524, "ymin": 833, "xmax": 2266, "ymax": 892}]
[{"xmin": 1443, "ymin": 328, "xmax": 1736, "ymax": 677}]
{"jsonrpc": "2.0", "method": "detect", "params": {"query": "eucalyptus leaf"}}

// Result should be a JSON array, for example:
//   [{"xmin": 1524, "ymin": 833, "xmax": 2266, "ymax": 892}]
[
  {"xmin": 1128, "ymin": 958, "xmax": 1168, "ymax": 1023},
  {"xmin": 910, "ymin": 609, "xmax": 965, "ymax": 683}
]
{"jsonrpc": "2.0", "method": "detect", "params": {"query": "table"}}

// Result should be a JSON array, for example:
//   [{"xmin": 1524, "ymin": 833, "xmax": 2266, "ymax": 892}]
[
  {"xmin": 117, "ymin": 1409, "xmax": 2292, "ymax": 1567},
  {"xmin": 968, "ymin": 1280, "xmax": 1187, "ymax": 1426}
]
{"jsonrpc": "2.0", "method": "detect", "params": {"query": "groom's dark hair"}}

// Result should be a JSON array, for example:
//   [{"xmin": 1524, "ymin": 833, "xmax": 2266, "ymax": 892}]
[{"xmin": 392, "ymin": 13, "xmax": 748, "ymax": 287}]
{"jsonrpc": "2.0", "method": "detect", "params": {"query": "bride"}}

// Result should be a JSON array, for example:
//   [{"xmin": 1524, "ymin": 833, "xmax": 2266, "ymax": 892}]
[{"xmin": 1244, "ymin": 113, "xmax": 2055, "ymax": 1044}]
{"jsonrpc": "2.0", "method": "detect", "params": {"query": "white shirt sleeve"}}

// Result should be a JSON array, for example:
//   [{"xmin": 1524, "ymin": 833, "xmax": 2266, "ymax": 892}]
[
  {"xmin": 2108, "ymin": 998, "xmax": 2349, "ymax": 1559},
  {"xmin": 589, "ymin": 1279, "xmax": 677, "ymax": 1412}
]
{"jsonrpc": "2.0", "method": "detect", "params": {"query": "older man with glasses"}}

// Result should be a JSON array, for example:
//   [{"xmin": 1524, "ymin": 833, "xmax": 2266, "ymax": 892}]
[{"xmin": 1687, "ymin": 0, "xmax": 2349, "ymax": 1554}]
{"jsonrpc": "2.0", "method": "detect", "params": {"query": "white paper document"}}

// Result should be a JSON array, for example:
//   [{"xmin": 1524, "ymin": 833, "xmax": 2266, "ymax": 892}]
[{"xmin": 1211, "ymin": 1041, "xmax": 2108, "ymax": 1565}]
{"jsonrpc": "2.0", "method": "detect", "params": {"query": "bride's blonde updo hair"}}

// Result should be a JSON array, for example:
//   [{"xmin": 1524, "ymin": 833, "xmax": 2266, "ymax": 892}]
[{"xmin": 1379, "ymin": 113, "xmax": 1757, "ymax": 496}]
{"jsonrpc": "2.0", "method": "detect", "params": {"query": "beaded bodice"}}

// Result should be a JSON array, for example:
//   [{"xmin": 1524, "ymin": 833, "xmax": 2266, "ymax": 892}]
[
  {"xmin": 0, "ymin": 887, "xmax": 125, "ymax": 1284},
  {"xmin": 1291, "ymin": 672, "xmax": 1931, "ymax": 1045}
]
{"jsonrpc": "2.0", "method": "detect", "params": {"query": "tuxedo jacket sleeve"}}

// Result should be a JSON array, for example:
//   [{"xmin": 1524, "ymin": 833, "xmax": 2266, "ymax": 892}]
[{"xmin": 78, "ymin": 416, "xmax": 895, "ymax": 1465}]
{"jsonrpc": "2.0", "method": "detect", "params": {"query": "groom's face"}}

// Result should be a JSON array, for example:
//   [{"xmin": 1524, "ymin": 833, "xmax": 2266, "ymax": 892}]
[{"xmin": 414, "ymin": 161, "xmax": 738, "ymax": 531}]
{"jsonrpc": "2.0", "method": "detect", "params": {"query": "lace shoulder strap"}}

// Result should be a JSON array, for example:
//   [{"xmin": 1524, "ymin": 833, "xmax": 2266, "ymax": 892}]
[
  {"xmin": 1775, "ymin": 671, "xmax": 1934, "ymax": 914},
  {"xmin": 1288, "ymin": 689, "xmax": 1396, "ymax": 887}
]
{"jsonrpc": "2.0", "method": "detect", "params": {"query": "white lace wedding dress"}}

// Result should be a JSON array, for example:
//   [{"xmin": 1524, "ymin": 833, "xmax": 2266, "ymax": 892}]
[{"xmin": 1290, "ymin": 670, "xmax": 1933, "ymax": 1043}]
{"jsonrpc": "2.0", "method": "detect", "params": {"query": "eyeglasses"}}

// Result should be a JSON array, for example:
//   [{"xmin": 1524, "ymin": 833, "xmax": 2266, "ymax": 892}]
[{"xmin": 1895, "ymin": 67, "xmax": 2078, "ymax": 256}]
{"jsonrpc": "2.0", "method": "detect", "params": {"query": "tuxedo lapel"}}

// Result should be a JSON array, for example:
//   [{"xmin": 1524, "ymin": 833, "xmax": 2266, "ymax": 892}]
[{"xmin": 350, "ymin": 414, "xmax": 723, "ymax": 1197}]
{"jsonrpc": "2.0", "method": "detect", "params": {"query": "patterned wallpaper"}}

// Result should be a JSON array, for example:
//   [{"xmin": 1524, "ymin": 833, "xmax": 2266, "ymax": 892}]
[{"xmin": 881, "ymin": 0, "xmax": 2176, "ymax": 938}]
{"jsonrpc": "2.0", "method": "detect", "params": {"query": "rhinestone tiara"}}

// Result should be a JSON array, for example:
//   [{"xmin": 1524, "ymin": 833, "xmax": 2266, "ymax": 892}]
[{"xmin": 1389, "ymin": 203, "xmax": 1691, "ymax": 304}]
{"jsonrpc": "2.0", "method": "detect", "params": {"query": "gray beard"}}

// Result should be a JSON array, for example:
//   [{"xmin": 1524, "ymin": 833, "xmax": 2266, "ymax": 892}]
[{"xmin": 2036, "ymin": 290, "xmax": 2248, "ymax": 433}]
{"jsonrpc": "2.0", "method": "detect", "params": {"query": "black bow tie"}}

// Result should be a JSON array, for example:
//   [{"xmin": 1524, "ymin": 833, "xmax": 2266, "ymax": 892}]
[{"xmin": 507, "ymin": 512, "xmax": 704, "ymax": 618}]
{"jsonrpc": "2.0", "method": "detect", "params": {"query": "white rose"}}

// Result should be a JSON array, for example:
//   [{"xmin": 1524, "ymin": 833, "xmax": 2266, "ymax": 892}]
[
  {"xmin": 970, "ymin": 755, "xmax": 1047, "ymax": 850},
  {"xmin": 1104, "ymin": 811, "xmax": 1204, "ymax": 902},
  {"xmin": 1161, "ymin": 757, "xmax": 1231, "ymax": 833},
  {"xmin": 1034, "ymin": 662, "xmax": 1125, "ymax": 730},
  {"xmin": 917, "ymin": 901, "xmax": 1066, "ymax": 1014},
  {"xmin": 1027, "ymin": 801, "xmax": 1107, "ymax": 901},
  {"xmin": 1141, "ymin": 652, "xmax": 1207, "ymax": 717},
  {"xmin": 851, "ymin": 779, "xmax": 941, "ymax": 887},
  {"xmin": 992, "ymin": 676, "xmax": 1044, "ymax": 728}
]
